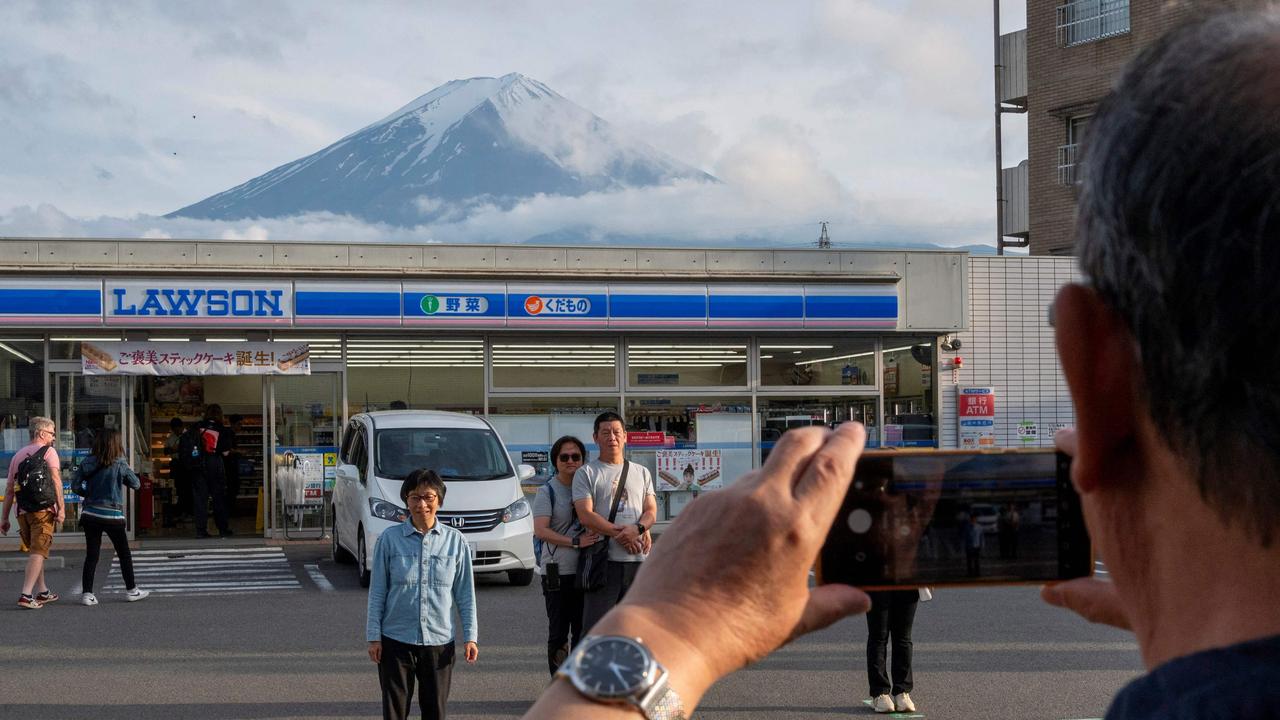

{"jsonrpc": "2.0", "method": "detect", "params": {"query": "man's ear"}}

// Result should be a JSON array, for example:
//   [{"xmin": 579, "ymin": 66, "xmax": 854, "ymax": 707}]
[{"xmin": 1054, "ymin": 284, "xmax": 1144, "ymax": 494}]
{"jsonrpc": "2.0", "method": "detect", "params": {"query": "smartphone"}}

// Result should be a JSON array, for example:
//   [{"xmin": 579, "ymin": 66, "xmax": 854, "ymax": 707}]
[{"xmin": 816, "ymin": 449, "xmax": 1091, "ymax": 589}]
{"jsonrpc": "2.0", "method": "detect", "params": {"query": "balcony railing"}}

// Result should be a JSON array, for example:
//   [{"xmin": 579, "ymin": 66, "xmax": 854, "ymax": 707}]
[
  {"xmin": 1057, "ymin": 144, "xmax": 1080, "ymax": 185},
  {"xmin": 1057, "ymin": 0, "xmax": 1130, "ymax": 47}
]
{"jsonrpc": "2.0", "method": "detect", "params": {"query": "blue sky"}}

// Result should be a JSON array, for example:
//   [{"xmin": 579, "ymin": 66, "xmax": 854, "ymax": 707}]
[{"xmin": 0, "ymin": 0, "xmax": 1028, "ymax": 248}]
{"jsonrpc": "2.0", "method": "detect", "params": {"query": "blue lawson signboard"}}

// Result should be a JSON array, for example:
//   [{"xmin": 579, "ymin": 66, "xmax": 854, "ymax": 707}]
[{"xmin": 0, "ymin": 279, "xmax": 901, "ymax": 329}]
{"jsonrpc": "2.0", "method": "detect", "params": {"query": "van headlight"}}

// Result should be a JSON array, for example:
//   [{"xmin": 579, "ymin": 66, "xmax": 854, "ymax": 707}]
[
  {"xmin": 501, "ymin": 497, "xmax": 531, "ymax": 523},
  {"xmin": 369, "ymin": 498, "xmax": 408, "ymax": 523}
]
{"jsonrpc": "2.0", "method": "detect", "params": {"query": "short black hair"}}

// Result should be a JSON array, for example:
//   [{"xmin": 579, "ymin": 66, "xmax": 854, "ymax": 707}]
[
  {"xmin": 593, "ymin": 411, "xmax": 625, "ymax": 435},
  {"xmin": 551, "ymin": 435, "xmax": 588, "ymax": 471},
  {"xmin": 389, "ymin": 400, "xmax": 408, "ymax": 410},
  {"xmin": 401, "ymin": 468, "xmax": 446, "ymax": 504},
  {"xmin": 1077, "ymin": 9, "xmax": 1280, "ymax": 546},
  {"xmin": 170, "ymin": 417, "xmax": 184, "ymax": 431}
]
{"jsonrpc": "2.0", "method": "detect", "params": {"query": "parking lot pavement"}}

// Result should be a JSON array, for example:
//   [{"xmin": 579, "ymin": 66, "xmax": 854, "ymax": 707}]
[{"xmin": 2, "ymin": 545, "xmax": 1141, "ymax": 719}]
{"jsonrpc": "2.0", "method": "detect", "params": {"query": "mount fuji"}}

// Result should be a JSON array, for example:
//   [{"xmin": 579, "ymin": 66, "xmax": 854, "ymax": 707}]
[{"xmin": 168, "ymin": 73, "xmax": 716, "ymax": 227}]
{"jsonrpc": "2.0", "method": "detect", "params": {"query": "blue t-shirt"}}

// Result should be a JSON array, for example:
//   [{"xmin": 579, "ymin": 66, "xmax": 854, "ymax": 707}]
[{"xmin": 1106, "ymin": 634, "xmax": 1280, "ymax": 719}]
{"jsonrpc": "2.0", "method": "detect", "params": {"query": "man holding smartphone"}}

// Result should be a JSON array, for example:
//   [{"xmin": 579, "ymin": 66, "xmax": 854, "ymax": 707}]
[{"xmin": 1038, "ymin": 10, "xmax": 1280, "ymax": 718}]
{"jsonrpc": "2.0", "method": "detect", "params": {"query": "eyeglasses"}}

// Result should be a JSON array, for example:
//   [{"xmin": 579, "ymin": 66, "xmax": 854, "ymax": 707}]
[
  {"xmin": 558, "ymin": 453, "xmax": 583, "ymax": 462},
  {"xmin": 38, "ymin": 428, "xmax": 55, "ymax": 438},
  {"xmin": 406, "ymin": 494, "xmax": 439, "ymax": 505}
]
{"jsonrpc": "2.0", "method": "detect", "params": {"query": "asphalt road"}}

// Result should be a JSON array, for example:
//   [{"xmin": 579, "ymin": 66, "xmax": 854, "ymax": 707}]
[{"xmin": 0, "ymin": 542, "xmax": 1142, "ymax": 719}]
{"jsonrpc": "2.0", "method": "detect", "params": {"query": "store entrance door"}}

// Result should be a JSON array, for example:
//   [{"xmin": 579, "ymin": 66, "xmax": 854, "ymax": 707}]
[
  {"xmin": 137, "ymin": 375, "xmax": 267, "ymax": 538},
  {"xmin": 268, "ymin": 373, "xmax": 340, "ymax": 538}
]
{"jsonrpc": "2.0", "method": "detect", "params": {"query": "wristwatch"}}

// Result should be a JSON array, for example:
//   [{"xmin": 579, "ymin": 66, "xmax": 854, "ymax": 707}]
[
  {"xmin": 572, "ymin": 535, "xmax": 580, "ymax": 548},
  {"xmin": 636, "ymin": 521, "xmax": 647, "ymax": 535},
  {"xmin": 556, "ymin": 635, "xmax": 686, "ymax": 720}
]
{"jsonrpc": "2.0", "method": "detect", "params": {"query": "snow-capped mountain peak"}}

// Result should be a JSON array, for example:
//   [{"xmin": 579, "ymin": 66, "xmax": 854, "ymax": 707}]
[{"xmin": 169, "ymin": 73, "xmax": 713, "ymax": 226}]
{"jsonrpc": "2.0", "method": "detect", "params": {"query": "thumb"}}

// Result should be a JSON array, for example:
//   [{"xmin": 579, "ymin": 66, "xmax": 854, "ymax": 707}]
[
  {"xmin": 791, "ymin": 584, "xmax": 872, "ymax": 642},
  {"xmin": 1041, "ymin": 578, "xmax": 1131, "ymax": 631}
]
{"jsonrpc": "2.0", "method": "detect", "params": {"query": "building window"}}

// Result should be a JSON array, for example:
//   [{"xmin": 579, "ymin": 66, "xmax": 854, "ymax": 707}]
[
  {"xmin": 626, "ymin": 339, "xmax": 748, "ymax": 389},
  {"xmin": 1057, "ymin": 115, "xmax": 1091, "ymax": 186},
  {"xmin": 346, "ymin": 337, "xmax": 483, "ymax": 412},
  {"xmin": 883, "ymin": 339, "xmax": 938, "ymax": 448},
  {"xmin": 759, "ymin": 337, "xmax": 877, "ymax": 388},
  {"xmin": 1057, "ymin": 0, "xmax": 1130, "ymax": 47},
  {"xmin": 490, "ymin": 338, "xmax": 618, "ymax": 390}
]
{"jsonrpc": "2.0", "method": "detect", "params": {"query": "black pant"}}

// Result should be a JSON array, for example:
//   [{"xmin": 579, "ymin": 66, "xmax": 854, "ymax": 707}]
[
  {"xmin": 542, "ymin": 574, "xmax": 586, "ymax": 675},
  {"xmin": 81, "ymin": 516, "xmax": 136, "ymax": 593},
  {"xmin": 378, "ymin": 636, "xmax": 454, "ymax": 720},
  {"xmin": 581, "ymin": 560, "xmax": 641, "ymax": 633},
  {"xmin": 866, "ymin": 590, "xmax": 919, "ymax": 696},
  {"xmin": 193, "ymin": 469, "xmax": 230, "ymax": 535},
  {"xmin": 966, "ymin": 547, "xmax": 981, "ymax": 576}
]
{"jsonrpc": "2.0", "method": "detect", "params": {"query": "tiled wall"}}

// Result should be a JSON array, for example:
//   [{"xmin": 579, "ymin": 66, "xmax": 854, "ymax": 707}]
[{"xmin": 939, "ymin": 256, "xmax": 1080, "ymax": 448}]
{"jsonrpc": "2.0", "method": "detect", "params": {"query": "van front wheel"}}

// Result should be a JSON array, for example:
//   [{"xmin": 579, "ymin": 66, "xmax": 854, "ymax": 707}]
[{"xmin": 507, "ymin": 568, "xmax": 534, "ymax": 586}]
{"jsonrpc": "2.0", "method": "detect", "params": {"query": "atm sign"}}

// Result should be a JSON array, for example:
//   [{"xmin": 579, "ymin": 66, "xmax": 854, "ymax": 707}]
[{"xmin": 959, "ymin": 389, "xmax": 996, "ymax": 417}]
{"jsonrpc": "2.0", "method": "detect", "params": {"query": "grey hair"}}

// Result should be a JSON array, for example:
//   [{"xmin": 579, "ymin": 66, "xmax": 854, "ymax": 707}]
[
  {"xmin": 1075, "ymin": 8, "xmax": 1280, "ymax": 546},
  {"xmin": 28, "ymin": 416, "xmax": 54, "ymax": 440}
]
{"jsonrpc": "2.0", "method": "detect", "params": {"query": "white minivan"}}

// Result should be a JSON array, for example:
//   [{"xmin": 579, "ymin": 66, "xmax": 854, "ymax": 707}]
[{"xmin": 331, "ymin": 410, "xmax": 537, "ymax": 587}]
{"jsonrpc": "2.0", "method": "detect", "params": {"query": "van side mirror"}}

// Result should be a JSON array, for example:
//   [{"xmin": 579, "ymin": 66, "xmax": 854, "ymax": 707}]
[
  {"xmin": 336, "ymin": 463, "xmax": 361, "ymax": 485},
  {"xmin": 516, "ymin": 464, "xmax": 536, "ymax": 482}
]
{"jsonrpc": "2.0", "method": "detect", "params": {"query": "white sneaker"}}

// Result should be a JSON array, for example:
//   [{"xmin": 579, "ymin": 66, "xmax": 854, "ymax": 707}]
[
  {"xmin": 80, "ymin": 592, "xmax": 98, "ymax": 606},
  {"xmin": 126, "ymin": 588, "xmax": 150, "ymax": 602},
  {"xmin": 894, "ymin": 692, "xmax": 916, "ymax": 712},
  {"xmin": 872, "ymin": 694, "xmax": 895, "ymax": 713}
]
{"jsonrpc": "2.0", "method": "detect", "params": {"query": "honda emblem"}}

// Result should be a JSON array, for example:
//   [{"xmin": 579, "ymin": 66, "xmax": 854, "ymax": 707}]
[{"xmin": 448, "ymin": 516, "xmax": 466, "ymax": 529}]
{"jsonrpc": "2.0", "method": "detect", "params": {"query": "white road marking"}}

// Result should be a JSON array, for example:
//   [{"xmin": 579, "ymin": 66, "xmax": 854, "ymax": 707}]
[
  {"xmin": 305, "ymin": 563, "xmax": 335, "ymax": 592},
  {"xmin": 104, "ymin": 547, "xmax": 301, "ymax": 596}
]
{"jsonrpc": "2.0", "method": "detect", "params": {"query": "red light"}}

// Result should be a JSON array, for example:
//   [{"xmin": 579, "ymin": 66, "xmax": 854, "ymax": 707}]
[{"xmin": 953, "ymin": 357, "xmax": 964, "ymax": 368}]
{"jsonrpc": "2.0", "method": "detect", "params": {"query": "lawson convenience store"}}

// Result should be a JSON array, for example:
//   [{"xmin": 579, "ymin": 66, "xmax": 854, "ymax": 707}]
[{"xmin": 0, "ymin": 241, "xmax": 968, "ymax": 541}]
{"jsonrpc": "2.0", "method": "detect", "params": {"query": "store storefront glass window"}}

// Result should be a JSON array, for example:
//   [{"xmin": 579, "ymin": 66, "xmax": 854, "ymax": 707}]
[
  {"xmin": 623, "ymin": 396, "xmax": 751, "ymax": 522},
  {"xmin": 491, "ymin": 338, "xmax": 618, "ymax": 389},
  {"xmin": 0, "ymin": 338, "xmax": 46, "ymax": 474},
  {"xmin": 346, "ymin": 337, "xmax": 483, "ymax": 413},
  {"xmin": 757, "ymin": 395, "xmax": 880, "ymax": 462},
  {"xmin": 486, "ymin": 396, "xmax": 620, "ymax": 481},
  {"xmin": 883, "ymin": 338, "xmax": 938, "ymax": 447},
  {"xmin": 759, "ymin": 337, "xmax": 877, "ymax": 387},
  {"xmin": 625, "ymin": 339, "xmax": 748, "ymax": 388}
]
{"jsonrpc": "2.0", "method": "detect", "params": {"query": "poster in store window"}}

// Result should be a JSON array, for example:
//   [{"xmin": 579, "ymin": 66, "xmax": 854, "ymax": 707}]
[
  {"xmin": 276, "ymin": 446, "xmax": 334, "ymax": 505},
  {"xmin": 655, "ymin": 449, "xmax": 722, "ymax": 491}
]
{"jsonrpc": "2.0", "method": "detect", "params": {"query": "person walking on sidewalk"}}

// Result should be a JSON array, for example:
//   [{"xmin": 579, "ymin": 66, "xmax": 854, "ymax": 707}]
[
  {"xmin": 1, "ymin": 416, "xmax": 65, "ymax": 609},
  {"xmin": 77, "ymin": 429, "xmax": 149, "ymax": 606}
]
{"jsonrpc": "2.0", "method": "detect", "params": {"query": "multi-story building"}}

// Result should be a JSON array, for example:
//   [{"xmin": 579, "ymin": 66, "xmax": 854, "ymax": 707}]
[{"xmin": 1003, "ymin": 0, "xmax": 1259, "ymax": 255}]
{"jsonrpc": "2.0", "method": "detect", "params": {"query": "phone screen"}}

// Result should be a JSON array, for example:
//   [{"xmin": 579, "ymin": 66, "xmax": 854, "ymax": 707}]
[{"xmin": 817, "ymin": 449, "xmax": 1091, "ymax": 588}]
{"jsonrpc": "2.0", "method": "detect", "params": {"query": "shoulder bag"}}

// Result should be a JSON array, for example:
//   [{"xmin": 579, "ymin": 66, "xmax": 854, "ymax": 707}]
[{"xmin": 577, "ymin": 461, "xmax": 630, "ymax": 591}]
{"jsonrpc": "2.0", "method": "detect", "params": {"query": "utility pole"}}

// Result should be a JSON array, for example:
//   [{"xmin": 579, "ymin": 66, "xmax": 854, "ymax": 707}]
[{"xmin": 817, "ymin": 221, "xmax": 832, "ymax": 249}]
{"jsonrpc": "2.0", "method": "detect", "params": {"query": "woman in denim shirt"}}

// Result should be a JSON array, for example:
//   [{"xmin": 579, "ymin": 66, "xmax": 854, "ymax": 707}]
[
  {"xmin": 78, "ymin": 429, "xmax": 150, "ymax": 606},
  {"xmin": 367, "ymin": 468, "xmax": 478, "ymax": 720}
]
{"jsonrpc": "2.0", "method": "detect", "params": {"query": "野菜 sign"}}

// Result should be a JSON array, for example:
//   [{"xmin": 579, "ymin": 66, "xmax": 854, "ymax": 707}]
[{"xmin": 81, "ymin": 341, "xmax": 310, "ymax": 376}]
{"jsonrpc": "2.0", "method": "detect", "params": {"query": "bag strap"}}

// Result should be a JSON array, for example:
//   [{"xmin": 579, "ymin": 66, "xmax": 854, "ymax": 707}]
[{"xmin": 606, "ymin": 460, "xmax": 630, "ymax": 524}]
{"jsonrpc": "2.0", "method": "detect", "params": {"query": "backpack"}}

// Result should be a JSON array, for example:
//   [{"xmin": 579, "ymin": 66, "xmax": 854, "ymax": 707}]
[
  {"xmin": 174, "ymin": 426, "xmax": 203, "ymax": 473},
  {"xmin": 14, "ymin": 445, "xmax": 57, "ymax": 512}
]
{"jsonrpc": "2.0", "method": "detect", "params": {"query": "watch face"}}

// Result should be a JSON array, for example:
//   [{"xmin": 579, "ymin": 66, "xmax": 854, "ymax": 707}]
[{"xmin": 573, "ymin": 637, "xmax": 652, "ymax": 698}]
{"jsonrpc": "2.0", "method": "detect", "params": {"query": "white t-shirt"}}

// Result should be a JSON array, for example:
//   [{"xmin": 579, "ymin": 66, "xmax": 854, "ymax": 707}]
[{"xmin": 572, "ymin": 459, "xmax": 655, "ymax": 563}]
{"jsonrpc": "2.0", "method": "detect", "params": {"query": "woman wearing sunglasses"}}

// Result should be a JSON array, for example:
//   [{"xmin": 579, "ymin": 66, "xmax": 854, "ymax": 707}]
[{"xmin": 531, "ymin": 435, "xmax": 602, "ymax": 675}]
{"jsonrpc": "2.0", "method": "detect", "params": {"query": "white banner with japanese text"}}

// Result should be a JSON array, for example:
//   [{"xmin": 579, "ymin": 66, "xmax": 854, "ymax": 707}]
[{"xmin": 81, "ymin": 341, "xmax": 310, "ymax": 376}]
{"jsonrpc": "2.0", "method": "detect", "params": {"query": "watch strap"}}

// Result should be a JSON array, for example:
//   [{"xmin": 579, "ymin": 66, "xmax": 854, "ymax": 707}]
[{"xmin": 638, "ymin": 671, "xmax": 687, "ymax": 720}]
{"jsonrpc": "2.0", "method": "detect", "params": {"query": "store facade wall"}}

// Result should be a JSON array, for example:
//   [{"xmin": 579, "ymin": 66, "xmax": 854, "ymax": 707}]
[
  {"xmin": 0, "ymin": 242, "xmax": 978, "ymax": 540},
  {"xmin": 937, "ymin": 256, "xmax": 1079, "ymax": 449}
]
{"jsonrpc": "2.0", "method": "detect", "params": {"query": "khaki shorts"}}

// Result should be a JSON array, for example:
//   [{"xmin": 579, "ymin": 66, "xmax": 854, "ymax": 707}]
[{"xmin": 18, "ymin": 509, "xmax": 56, "ymax": 558}]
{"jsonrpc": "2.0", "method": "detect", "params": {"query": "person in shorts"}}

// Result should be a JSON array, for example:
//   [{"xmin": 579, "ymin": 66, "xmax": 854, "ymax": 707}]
[{"xmin": 1, "ymin": 416, "xmax": 66, "ymax": 609}]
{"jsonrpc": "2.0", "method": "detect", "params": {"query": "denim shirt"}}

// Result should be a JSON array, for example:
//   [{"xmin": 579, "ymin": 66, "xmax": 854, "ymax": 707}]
[
  {"xmin": 366, "ymin": 519, "xmax": 478, "ymax": 646},
  {"xmin": 77, "ymin": 456, "xmax": 140, "ymax": 522}
]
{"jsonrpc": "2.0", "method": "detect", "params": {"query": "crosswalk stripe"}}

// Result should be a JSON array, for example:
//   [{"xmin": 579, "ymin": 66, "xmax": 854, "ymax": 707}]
[{"xmin": 105, "ymin": 547, "xmax": 300, "ymax": 597}]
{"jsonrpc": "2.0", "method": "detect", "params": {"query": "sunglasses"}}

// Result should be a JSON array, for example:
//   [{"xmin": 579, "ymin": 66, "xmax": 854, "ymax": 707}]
[{"xmin": 558, "ymin": 453, "xmax": 583, "ymax": 462}]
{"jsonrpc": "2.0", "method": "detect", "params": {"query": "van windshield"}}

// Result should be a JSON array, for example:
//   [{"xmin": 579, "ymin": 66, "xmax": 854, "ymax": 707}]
[{"xmin": 374, "ymin": 427, "xmax": 513, "ymax": 481}]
